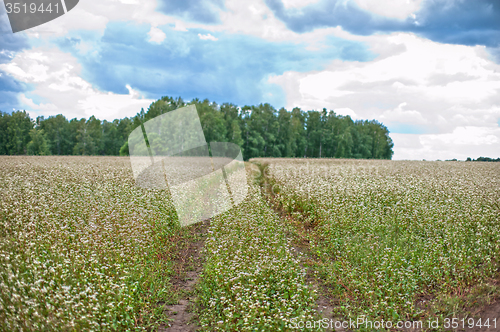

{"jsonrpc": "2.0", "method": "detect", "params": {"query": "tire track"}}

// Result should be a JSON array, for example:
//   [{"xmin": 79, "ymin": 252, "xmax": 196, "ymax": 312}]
[{"xmin": 158, "ymin": 219, "xmax": 209, "ymax": 332}]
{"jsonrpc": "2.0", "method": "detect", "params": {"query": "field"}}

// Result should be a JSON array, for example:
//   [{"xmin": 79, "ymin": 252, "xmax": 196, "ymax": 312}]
[
  {"xmin": 1, "ymin": 156, "xmax": 499, "ymax": 331},
  {"xmin": 257, "ymin": 158, "xmax": 500, "ymax": 330},
  {"xmin": 0, "ymin": 156, "xmax": 186, "ymax": 331}
]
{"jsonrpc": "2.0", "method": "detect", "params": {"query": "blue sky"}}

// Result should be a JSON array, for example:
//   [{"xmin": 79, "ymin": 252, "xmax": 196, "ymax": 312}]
[{"xmin": 1, "ymin": 0, "xmax": 499, "ymax": 160}]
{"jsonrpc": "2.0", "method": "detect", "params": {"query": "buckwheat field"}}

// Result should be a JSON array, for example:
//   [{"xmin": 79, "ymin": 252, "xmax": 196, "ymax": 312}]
[
  {"xmin": 0, "ymin": 156, "xmax": 183, "ymax": 331},
  {"xmin": 259, "ymin": 158, "xmax": 500, "ymax": 328},
  {"xmin": 1, "ymin": 156, "xmax": 499, "ymax": 331}
]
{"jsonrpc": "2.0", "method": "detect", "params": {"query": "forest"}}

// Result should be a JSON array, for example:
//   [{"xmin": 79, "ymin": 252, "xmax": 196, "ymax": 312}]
[{"xmin": 0, "ymin": 96, "xmax": 394, "ymax": 160}]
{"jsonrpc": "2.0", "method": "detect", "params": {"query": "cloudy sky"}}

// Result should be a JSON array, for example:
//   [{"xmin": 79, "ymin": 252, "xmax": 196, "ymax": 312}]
[{"xmin": 1, "ymin": 0, "xmax": 499, "ymax": 160}]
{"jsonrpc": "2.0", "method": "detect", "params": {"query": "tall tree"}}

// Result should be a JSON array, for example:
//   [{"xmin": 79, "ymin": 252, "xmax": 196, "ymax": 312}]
[
  {"xmin": 290, "ymin": 107, "xmax": 307, "ymax": 158},
  {"xmin": 27, "ymin": 128, "xmax": 50, "ymax": 155},
  {"xmin": 275, "ymin": 107, "xmax": 292, "ymax": 157},
  {"xmin": 1, "ymin": 111, "xmax": 33, "ymax": 155},
  {"xmin": 38, "ymin": 115, "xmax": 72, "ymax": 155},
  {"xmin": 0, "ymin": 112, "xmax": 11, "ymax": 155},
  {"xmin": 72, "ymin": 119, "xmax": 93, "ymax": 155},
  {"xmin": 102, "ymin": 120, "xmax": 122, "ymax": 155}
]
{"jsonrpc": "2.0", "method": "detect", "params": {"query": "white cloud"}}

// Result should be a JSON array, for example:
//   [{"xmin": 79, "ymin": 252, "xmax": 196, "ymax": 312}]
[
  {"xmin": 172, "ymin": 22, "xmax": 189, "ymax": 32},
  {"xmin": 0, "ymin": 52, "xmax": 51, "ymax": 82},
  {"xmin": 352, "ymin": 0, "xmax": 424, "ymax": 19},
  {"xmin": 392, "ymin": 127, "xmax": 500, "ymax": 160},
  {"xmin": 281, "ymin": 0, "xmax": 322, "ymax": 9},
  {"xmin": 21, "ymin": 0, "xmax": 365, "ymax": 55},
  {"xmin": 216, "ymin": 0, "xmax": 338, "ymax": 43},
  {"xmin": 424, "ymin": 126, "xmax": 499, "ymax": 146},
  {"xmin": 269, "ymin": 0, "xmax": 424, "ymax": 18},
  {"xmin": 198, "ymin": 33, "xmax": 218, "ymax": 41},
  {"xmin": 269, "ymin": 32, "xmax": 500, "ymax": 160},
  {"xmin": 77, "ymin": 84, "xmax": 154, "ymax": 120},
  {"xmin": 334, "ymin": 107, "xmax": 358, "ymax": 119},
  {"xmin": 20, "ymin": 95, "xmax": 58, "ymax": 114},
  {"xmin": 380, "ymin": 102, "xmax": 428, "ymax": 124},
  {"xmin": 148, "ymin": 26, "xmax": 167, "ymax": 44},
  {"xmin": 114, "ymin": 0, "xmax": 139, "ymax": 4},
  {"xmin": 0, "ymin": 47, "xmax": 154, "ymax": 121},
  {"xmin": 269, "ymin": 29, "xmax": 500, "ymax": 123}
]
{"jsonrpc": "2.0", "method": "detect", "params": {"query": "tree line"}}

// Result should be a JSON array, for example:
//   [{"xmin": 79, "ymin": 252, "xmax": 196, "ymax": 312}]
[
  {"xmin": 466, "ymin": 157, "xmax": 500, "ymax": 162},
  {"xmin": 0, "ymin": 96, "xmax": 394, "ymax": 160}
]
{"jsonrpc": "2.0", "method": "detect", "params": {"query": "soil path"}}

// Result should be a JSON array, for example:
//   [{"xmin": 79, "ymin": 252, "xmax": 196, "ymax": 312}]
[
  {"xmin": 280, "ymin": 212, "xmax": 345, "ymax": 332},
  {"xmin": 158, "ymin": 219, "xmax": 209, "ymax": 332},
  {"xmin": 467, "ymin": 293, "xmax": 500, "ymax": 332}
]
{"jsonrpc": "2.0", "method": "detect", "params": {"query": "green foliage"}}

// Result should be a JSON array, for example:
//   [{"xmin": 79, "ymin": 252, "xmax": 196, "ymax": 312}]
[
  {"xmin": 26, "ymin": 129, "xmax": 50, "ymax": 155},
  {"xmin": 1, "ymin": 97, "xmax": 394, "ymax": 159},
  {"xmin": 470, "ymin": 156, "xmax": 500, "ymax": 162},
  {"xmin": 37, "ymin": 114, "xmax": 72, "ymax": 155},
  {"xmin": 0, "ymin": 111, "xmax": 33, "ymax": 155},
  {"xmin": 119, "ymin": 141, "xmax": 129, "ymax": 156}
]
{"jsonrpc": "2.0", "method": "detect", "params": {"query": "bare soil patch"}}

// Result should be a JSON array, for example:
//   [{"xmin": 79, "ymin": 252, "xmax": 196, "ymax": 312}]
[
  {"xmin": 157, "ymin": 219, "xmax": 209, "ymax": 332},
  {"xmin": 466, "ymin": 301, "xmax": 500, "ymax": 332},
  {"xmin": 465, "ymin": 277, "xmax": 500, "ymax": 332}
]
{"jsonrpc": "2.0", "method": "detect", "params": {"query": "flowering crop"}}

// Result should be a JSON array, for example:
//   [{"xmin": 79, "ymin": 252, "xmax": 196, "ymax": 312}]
[
  {"xmin": 197, "ymin": 166, "xmax": 319, "ymax": 331},
  {"xmin": 260, "ymin": 158, "xmax": 500, "ymax": 328},
  {"xmin": 4, "ymin": 156, "xmax": 497, "ymax": 331},
  {"xmin": 0, "ymin": 156, "xmax": 183, "ymax": 331}
]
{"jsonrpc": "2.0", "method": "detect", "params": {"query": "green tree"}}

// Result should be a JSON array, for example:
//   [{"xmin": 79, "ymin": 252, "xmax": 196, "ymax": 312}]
[
  {"xmin": 0, "ymin": 111, "xmax": 33, "ymax": 155},
  {"xmin": 336, "ymin": 126, "xmax": 354, "ymax": 158},
  {"xmin": 38, "ymin": 114, "xmax": 72, "ymax": 155},
  {"xmin": 274, "ymin": 107, "xmax": 291, "ymax": 157},
  {"xmin": 72, "ymin": 119, "xmax": 94, "ymax": 155},
  {"xmin": 119, "ymin": 141, "xmax": 129, "ymax": 156},
  {"xmin": 102, "ymin": 120, "xmax": 122, "ymax": 155},
  {"xmin": 220, "ymin": 103, "xmax": 244, "ymax": 150},
  {"xmin": 27, "ymin": 128, "xmax": 50, "ymax": 155},
  {"xmin": 0, "ymin": 112, "xmax": 11, "ymax": 155},
  {"xmin": 305, "ymin": 110, "xmax": 324, "ymax": 158},
  {"xmin": 195, "ymin": 99, "xmax": 227, "ymax": 145},
  {"xmin": 290, "ymin": 107, "xmax": 307, "ymax": 158}
]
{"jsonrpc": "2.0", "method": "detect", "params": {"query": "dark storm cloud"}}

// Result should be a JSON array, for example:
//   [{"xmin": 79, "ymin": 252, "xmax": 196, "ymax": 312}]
[
  {"xmin": 413, "ymin": 0, "xmax": 500, "ymax": 47},
  {"xmin": 265, "ymin": 0, "xmax": 500, "ymax": 47},
  {"xmin": 264, "ymin": 0, "xmax": 398, "ymax": 35}
]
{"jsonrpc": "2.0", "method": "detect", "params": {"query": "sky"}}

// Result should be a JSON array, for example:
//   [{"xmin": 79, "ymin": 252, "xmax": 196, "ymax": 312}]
[{"xmin": 0, "ymin": 0, "xmax": 499, "ymax": 160}]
